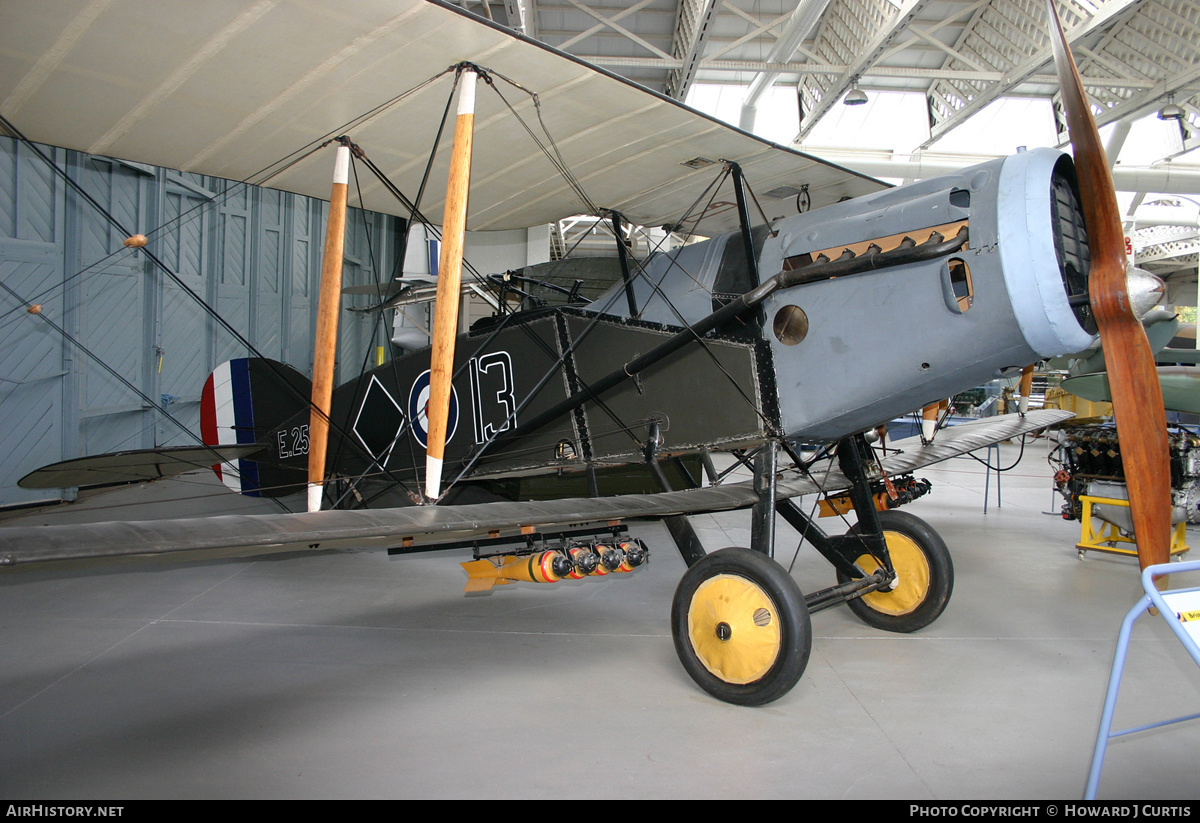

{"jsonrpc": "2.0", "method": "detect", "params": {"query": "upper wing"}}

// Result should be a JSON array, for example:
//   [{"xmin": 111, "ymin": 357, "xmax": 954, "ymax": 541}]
[
  {"xmin": 0, "ymin": 0, "xmax": 884, "ymax": 233},
  {"xmin": 0, "ymin": 410, "xmax": 1070, "ymax": 568}
]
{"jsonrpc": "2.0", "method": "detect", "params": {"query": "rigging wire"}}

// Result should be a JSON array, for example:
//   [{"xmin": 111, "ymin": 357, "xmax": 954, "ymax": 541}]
[
  {"xmin": 0, "ymin": 279, "xmax": 303, "ymax": 510},
  {"xmin": 244, "ymin": 69, "xmax": 455, "ymax": 191},
  {"xmin": 313, "ymin": 62, "xmax": 769, "ymax": 490},
  {"xmin": 283, "ymin": 62, "xmax": 669, "ymax": 497},
  {"xmin": 328, "ymin": 77, "xmax": 642, "ymax": 497},
  {"xmin": 298, "ymin": 93, "xmax": 625, "ymax": 503},
  {"xmin": 0, "ymin": 139, "xmax": 255, "ymax": 336},
  {"xmin": 440, "ymin": 156, "xmax": 756, "ymax": 491},
  {"xmin": 483, "ymin": 70, "xmax": 598, "ymax": 216},
  {"xmin": 4, "ymin": 58, "xmax": 788, "ymax": 512},
  {"xmin": 0, "ymin": 72, "xmax": 461, "ymax": 513},
  {"xmin": 326, "ymin": 153, "xmax": 422, "ymax": 506},
  {"xmin": 0, "ymin": 118, "xmax": 433, "ymax": 507}
]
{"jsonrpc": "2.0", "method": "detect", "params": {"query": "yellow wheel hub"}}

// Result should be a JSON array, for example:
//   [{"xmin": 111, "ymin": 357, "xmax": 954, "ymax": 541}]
[
  {"xmin": 687, "ymin": 574, "xmax": 781, "ymax": 685},
  {"xmin": 855, "ymin": 532, "xmax": 930, "ymax": 616}
]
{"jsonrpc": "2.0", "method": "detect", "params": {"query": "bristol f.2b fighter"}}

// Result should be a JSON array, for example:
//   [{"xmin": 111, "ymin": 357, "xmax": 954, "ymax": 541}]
[{"xmin": 0, "ymin": 0, "xmax": 1172, "ymax": 706}]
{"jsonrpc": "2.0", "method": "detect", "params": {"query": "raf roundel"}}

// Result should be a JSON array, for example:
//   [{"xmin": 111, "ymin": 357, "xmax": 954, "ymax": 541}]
[{"xmin": 408, "ymin": 369, "xmax": 459, "ymax": 449}]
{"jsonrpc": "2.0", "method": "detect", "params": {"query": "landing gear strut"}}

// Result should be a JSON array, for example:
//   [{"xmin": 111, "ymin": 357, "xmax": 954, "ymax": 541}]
[
  {"xmin": 667, "ymin": 433, "xmax": 954, "ymax": 704},
  {"xmin": 837, "ymin": 509, "xmax": 953, "ymax": 632}
]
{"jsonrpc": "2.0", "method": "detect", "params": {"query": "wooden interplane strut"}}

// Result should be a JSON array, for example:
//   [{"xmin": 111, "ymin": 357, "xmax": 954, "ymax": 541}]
[
  {"xmin": 426, "ymin": 68, "xmax": 478, "ymax": 500},
  {"xmin": 308, "ymin": 143, "xmax": 352, "ymax": 513}
]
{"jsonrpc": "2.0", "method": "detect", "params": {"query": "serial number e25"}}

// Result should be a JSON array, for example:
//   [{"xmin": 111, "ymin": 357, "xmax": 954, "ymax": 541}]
[{"xmin": 277, "ymin": 424, "xmax": 310, "ymax": 458}]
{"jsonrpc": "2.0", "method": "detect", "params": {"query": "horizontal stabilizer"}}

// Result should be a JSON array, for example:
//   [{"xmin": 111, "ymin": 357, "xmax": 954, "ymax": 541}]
[
  {"xmin": 1063, "ymin": 368, "xmax": 1200, "ymax": 415},
  {"xmin": 341, "ymin": 282, "xmax": 407, "ymax": 299},
  {"xmin": 0, "ymin": 411, "xmax": 1072, "ymax": 569},
  {"xmin": 18, "ymin": 445, "xmax": 265, "ymax": 490}
]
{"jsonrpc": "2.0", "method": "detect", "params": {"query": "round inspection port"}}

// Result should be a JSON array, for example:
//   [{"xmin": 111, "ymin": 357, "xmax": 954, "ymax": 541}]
[{"xmin": 772, "ymin": 305, "xmax": 809, "ymax": 346}]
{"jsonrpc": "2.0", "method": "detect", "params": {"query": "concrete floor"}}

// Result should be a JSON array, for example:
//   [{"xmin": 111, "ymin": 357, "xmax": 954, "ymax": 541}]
[{"xmin": 1, "ymin": 437, "xmax": 1198, "ymax": 799}]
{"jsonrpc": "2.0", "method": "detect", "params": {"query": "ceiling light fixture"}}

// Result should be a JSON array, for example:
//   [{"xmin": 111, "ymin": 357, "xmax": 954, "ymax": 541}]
[
  {"xmin": 1158, "ymin": 92, "xmax": 1184, "ymax": 121},
  {"xmin": 844, "ymin": 80, "xmax": 868, "ymax": 106}
]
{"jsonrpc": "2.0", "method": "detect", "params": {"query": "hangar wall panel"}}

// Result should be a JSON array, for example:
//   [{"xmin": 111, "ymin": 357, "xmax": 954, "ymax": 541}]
[
  {"xmin": 0, "ymin": 136, "xmax": 401, "ymax": 506},
  {"xmin": 0, "ymin": 141, "xmax": 67, "ymax": 504}
]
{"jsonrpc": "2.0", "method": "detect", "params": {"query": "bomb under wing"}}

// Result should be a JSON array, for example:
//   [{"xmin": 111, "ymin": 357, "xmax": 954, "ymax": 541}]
[{"xmin": 461, "ymin": 542, "xmax": 648, "ymax": 593}]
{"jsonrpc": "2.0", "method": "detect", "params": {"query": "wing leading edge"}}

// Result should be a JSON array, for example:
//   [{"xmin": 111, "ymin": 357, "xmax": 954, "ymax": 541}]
[{"xmin": 0, "ymin": 410, "xmax": 1071, "ymax": 568}]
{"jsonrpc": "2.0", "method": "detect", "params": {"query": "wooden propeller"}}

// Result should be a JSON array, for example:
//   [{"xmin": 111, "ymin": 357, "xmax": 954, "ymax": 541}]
[{"xmin": 1045, "ymin": 1, "xmax": 1171, "ymax": 572}]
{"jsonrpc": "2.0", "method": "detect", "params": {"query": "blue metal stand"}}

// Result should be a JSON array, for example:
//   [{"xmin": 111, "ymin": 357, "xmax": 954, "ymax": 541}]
[
  {"xmin": 982, "ymin": 442, "xmax": 1001, "ymax": 513},
  {"xmin": 1085, "ymin": 560, "xmax": 1200, "ymax": 799}
]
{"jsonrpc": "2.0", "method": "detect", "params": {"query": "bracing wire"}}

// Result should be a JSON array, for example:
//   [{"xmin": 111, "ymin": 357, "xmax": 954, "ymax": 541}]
[{"xmin": 3, "ymin": 57, "xmax": 795, "ymax": 513}]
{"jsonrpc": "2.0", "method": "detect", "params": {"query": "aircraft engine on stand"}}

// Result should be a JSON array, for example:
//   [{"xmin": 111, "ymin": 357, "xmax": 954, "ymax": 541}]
[{"xmin": 1053, "ymin": 423, "xmax": 1200, "ymax": 531}]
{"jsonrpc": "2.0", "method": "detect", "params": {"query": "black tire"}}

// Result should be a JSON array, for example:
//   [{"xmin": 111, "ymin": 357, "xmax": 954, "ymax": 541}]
[
  {"xmin": 671, "ymin": 547, "xmax": 811, "ymax": 706},
  {"xmin": 837, "ymin": 509, "xmax": 953, "ymax": 633}
]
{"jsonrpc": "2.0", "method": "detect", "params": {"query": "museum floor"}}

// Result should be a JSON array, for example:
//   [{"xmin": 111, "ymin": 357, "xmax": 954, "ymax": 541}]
[{"xmin": 2, "ymin": 436, "xmax": 1197, "ymax": 799}]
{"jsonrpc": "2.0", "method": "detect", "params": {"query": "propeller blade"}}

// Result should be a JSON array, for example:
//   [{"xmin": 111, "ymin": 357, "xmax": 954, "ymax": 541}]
[{"xmin": 1044, "ymin": 1, "xmax": 1171, "ymax": 572}]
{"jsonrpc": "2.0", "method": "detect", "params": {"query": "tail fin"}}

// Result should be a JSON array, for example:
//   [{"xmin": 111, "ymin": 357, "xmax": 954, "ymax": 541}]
[{"xmin": 201, "ymin": 358, "xmax": 311, "ymax": 497}]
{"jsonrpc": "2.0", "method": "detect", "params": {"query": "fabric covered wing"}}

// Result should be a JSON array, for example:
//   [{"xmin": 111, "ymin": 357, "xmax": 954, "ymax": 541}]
[
  {"xmin": 0, "ymin": 0, "xmax": 883, "ymax": 232},
  {"xmin": 0, "ymin": 411, "xmax": 1069, "ymax": 567}
]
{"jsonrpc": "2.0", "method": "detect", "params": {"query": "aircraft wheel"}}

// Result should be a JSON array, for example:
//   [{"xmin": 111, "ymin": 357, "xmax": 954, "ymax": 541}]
[
  {"xmin": 671, "ymin": 547, "xmax": 811, "ymax": 706},
  {"xmin": 837, "ymin": 510, "xmax": 953, "ymax": 633}
]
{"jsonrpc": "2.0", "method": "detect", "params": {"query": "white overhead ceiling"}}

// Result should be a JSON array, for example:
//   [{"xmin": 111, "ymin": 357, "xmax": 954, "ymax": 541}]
[
  {"xmin": 2, "ymin": 1, "xmax": 1197, "ymax": 279},
  {"xmin": 479, "ymin": 0, "xmax": 1200, "ymax": 280},
  {"xmin": 486, "ymin": 0, "xmax": 1199, "ymax": 150}
]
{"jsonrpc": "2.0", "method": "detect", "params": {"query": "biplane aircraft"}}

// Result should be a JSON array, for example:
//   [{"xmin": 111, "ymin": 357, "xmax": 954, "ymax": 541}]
[{"xmin": 0, "ymin": 0, "xmax": 1173, "ymax": 706}]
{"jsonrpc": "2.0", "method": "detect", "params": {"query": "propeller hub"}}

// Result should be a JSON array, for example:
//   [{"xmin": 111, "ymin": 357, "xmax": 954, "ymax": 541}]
[{"xmin": 1126, "ymin": 266, "xmax": 1166, "ymax": 320}]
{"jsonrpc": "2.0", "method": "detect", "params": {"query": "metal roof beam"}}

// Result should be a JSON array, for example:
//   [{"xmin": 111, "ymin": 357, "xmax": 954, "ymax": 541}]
[
  {"xmin": 1062, "ymin": 64, "xmax": 1200, "ymax": 143},
  {"xmin": 555, "ymin": 0, "xmax": 672, "ymax": 58},
  {"xmin": 904, "ymin": 24, "xmax": 990, "ymax": 72},
  {"xmin": 1135, "ymin": 236, "xmax": 1200, "ymax": 264},
  {"xmin": 504, "ymin": 0, "xmax": 538, "ymax": 38},
  {"xmin": 702, "ymin": 8, "xmax": 795, "ymax": 63},
  {"xmin": 582, "ymin": 53, "xmax": 1163, "ymax": 90},
  {"xmin": 1160, "ymin": 106, "xmax": 1200, "ymax": 162},
  {"xmin": 666, "ymin": 0, "xmax": 719, "ymax": 100},
  {"xmin": 738, "ymin": 0, "xmax": 833, "ymax": 132},
  {"xmin": 795, "ymin": 0, "xmax": 930, "ymax": 142},
  {"xmin": 872, "ymin": 0, "xmax": 992, "ymax": 65},
  {"xmin": 813, "ymin": 151, "xmax": 1200, "ymax": 194},
  {"xmin": 920, "ymin": 0, "xmax": 1147, "ymax": 150}
]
